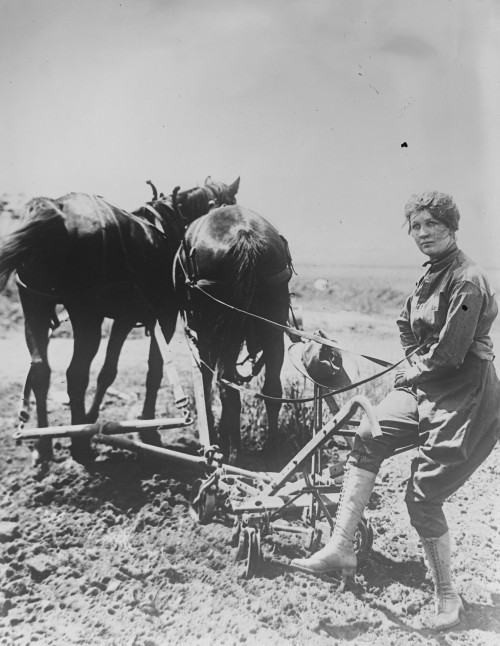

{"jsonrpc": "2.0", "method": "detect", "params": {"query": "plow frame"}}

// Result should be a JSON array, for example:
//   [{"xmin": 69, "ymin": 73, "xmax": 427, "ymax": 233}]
[{"xmin": 188, "ymin": 390, "xmax": 384, "ymax": 579}]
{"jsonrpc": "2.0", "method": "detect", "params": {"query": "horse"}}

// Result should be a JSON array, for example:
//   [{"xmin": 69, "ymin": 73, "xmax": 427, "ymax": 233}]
[
  {"xmin": 174, "ymin": 204, "xmax": 293, "ymax": 464},
  {"xmin": 0, "ymin": 177, "xmax": 240, "ymax": 466}
]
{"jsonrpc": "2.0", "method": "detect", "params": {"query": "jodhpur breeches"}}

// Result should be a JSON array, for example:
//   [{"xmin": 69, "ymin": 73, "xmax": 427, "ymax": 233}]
[{"xmin": 347, "ymin": 355, "xmax": 500, "ymax": 537}]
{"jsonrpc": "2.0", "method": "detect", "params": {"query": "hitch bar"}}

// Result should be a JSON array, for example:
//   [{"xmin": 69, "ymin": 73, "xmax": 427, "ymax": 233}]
[{"xmin": 13, "ymin": 416, "xmax": 191, "ymax": 440}]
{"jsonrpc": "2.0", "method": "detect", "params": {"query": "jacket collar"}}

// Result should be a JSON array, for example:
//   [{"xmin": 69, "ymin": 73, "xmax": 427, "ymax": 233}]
[{"xmin": 423, "ymin": 243, "xmax": 459, "ymax": 272}]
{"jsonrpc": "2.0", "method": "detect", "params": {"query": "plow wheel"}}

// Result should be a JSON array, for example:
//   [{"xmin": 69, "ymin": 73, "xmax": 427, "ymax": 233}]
[
  {"xmin": 235, "ymin": 526, "xmax": 262, "ymax": 579},
  {"xmin": 189, "ymin": 478, "xmax": 217, "ymax": 525},
  {"xmin": 353, "ymin": 517, "xmax": 374, "ymax": 557}
]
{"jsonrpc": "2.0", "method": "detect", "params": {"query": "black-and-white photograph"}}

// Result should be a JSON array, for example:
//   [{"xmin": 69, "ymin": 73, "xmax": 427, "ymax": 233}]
[{"xmin": 1, "ymin": 1, "xmax": 499, "ymax": 644}]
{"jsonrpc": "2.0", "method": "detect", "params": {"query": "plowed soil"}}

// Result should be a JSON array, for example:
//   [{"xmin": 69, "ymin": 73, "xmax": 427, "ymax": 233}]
[{"xmin": 0, "ymin": 316, "xmax": 499, "ymax": 646}]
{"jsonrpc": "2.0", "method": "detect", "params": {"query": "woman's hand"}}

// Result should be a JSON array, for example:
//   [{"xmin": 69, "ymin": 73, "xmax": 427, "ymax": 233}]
[
  {"xmin": 394, "ymin": 364, "xmax": 420, "ymax": 388},
  {"xmin": 394, "ymin": 367, "xmax": 409, "ymax": 388}
]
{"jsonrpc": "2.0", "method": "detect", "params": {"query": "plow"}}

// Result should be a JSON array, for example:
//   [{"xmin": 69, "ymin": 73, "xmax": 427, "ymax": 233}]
[
  {"xmin": 188, "ymin": 391, "xmax": 381, "ymax": 580},
  {"xmin": 14, "ymin": 356, "xmax": 387, "ymax": 581},
  {"xmin": 12, "ymin": 311, "xmax": 409, "ymax": 581}
]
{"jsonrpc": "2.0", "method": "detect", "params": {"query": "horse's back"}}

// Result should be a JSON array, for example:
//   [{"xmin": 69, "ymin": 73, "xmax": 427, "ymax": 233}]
[
  {"xmin": 18, "ymin": 192, "xmax": 175, "ymax": 311},
  {"xmin": 58, "ymin": 193, "xmax": 116, "ymax": 235},
  {"xmin": 186, "ymin": 205, "xmax": 289, "ymax": 280},
  {"xmin": 190, "ymin": 205, "xmax": 281, "ymax": 241}
]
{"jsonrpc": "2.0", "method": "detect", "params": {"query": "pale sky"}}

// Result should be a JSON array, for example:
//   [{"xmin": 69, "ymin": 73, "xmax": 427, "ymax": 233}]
[{"xmin": 1, "ymin": 0, "xmax": 499, "ymax": 267}]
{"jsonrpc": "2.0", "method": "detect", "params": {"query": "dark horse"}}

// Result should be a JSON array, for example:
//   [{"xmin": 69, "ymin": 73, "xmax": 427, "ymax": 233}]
[
  {"xmin": 174, "ymin": 204, "xmax": 293, "ymax": 464},
  {"xmin": 0, "ymin": 177, "xmax": 240, "ymax": 465}
]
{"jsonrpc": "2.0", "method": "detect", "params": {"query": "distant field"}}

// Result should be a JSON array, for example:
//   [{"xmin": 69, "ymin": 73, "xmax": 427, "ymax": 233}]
[
  {"xmin": 2, "ymin": 261, "xmax": 499, "ymax": 335},
  {"xmin": 292, "ymin": 264, "xmax": 500, "ymax": 311},
  {"xmin": 290, "ymin": 263, "xmax": 416, "ymax": 318},
  {"xmin": 288, "ymin": 262, "xmax": 500, "ymax": 399}
]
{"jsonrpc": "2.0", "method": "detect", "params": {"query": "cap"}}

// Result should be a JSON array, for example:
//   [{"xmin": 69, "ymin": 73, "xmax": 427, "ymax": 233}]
[{"xmin": 288, "ymin": 331, "xmax": 352, "ymax": 389}]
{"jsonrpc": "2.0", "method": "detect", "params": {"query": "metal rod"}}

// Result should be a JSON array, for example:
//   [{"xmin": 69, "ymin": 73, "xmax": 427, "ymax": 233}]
[
  {"xmin": 96, "ymin": 435, "xmax": 276, "ymax": 482},
  {"xmin": 14, "ymin": 417, "xmax": 191, "ymax": 440},
  {"xmin": 220, "ymin": 465, "xmax": 275, "ymax": 483},
  {"xmin": 187, "ymin": 337, "xmax": 211, "ymax": 449},
  {"xmin": 96, "ymin": 435, "xmax": 208, "ymax": 467},
  {"xmin": 266, "ymin": 395, "xmax": 380, "ymax": 495},
  {"xmin": 271, "ymin": 523, "xmax": 311, "ymax": 535}
]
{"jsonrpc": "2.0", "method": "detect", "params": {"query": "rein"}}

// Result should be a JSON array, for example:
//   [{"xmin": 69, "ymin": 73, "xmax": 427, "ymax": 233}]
[
  {"xmin": 186, "ymin": 327, "xmax": 424, "ymax": 405},
  {"xmin": 176, "ymin": 254, "xmax": 426, "ymax": 403},
  {"xmin": 176, "ymin": 254, "xmax": 391, "ymax": 368}
]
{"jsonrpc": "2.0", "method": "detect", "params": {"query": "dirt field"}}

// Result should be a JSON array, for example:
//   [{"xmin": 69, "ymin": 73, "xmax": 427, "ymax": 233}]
[{"xmin": 0, "ymin": 296, "xmax": 499, "ymax": 646}]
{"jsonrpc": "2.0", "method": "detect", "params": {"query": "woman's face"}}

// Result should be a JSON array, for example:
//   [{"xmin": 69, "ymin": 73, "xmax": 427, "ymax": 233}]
[{"xmin": 409, "ymin": 210, "xmax": 455, "ymax": 259}]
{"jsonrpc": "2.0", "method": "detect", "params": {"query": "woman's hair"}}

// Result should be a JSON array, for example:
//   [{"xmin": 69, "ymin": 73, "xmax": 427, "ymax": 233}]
[{"xmin": 404, "ymin": 191, "xmax": 460, "ymax": 232}]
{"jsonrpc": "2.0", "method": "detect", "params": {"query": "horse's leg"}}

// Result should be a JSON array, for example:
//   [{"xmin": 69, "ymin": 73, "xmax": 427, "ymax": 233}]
[
  {"xmin": 218, "ymin": 383, "xmax": 241, "ymax": 465},
  {"xmin": 260, "ymin": 328, "xmax": 285, "ymax": 455},
  {"xmin": 200, "ymin": 357, "xmax": 216, "ymax": 444},
  {"xmin": 140, "ymin": 328, "xmax": 163, "ymax": 420},
  {"xmin": 66, "ymin": 307, "xmax": 104, "ymax": 463},
  {"xmin": 216, "ymin": 340, "xmax": 243, "ymax": 464},
  {"xmin": 19, "ymin": 290, "xmax": 54, "ymax": 465},
  {"xmin": 138, "ymin": 314, "xmax": 176, "ymax": 446},
  {"xmin": 86, "ymin": 318, "xmax": 134, "ymax": 424},
  {"xmin": 136, "ymin": 330, "xmax": 163, "ymax": 447}
]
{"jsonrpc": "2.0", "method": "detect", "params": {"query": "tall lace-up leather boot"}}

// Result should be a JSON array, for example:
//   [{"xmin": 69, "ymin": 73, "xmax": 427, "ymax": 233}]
[
  {"xmin": 290, "ymin": 465, "xmax": 377, "ymax": 576},
  {"xmin": 420, "ymin": 532, "xmax": 464, "ymax": 630}
]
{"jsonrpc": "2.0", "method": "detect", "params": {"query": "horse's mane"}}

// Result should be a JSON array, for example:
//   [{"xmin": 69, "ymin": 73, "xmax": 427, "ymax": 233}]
[
  {"xmin": 176, "ymin": 187, "xmax": 211, "ymax": 225},
  {"xmin": 178, "ymin": 179, "xmax": 237, "ymax": 224}
]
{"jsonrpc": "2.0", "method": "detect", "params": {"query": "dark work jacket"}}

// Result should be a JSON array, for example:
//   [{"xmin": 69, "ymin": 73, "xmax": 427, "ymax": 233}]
[{"xmin": 397, "ymin": 245, "xmax": 497, "ymax": 384}]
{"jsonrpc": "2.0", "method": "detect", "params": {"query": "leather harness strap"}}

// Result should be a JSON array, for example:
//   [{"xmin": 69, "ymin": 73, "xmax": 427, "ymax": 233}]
[{"xmin": 144, "ymin": 204, "xmax": 167, "ymax": 234}]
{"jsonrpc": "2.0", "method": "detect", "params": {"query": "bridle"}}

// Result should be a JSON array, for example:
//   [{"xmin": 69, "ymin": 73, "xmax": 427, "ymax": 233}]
[{"xmin": 144, "ymin": 183, "xmax": 231, "ymax": 237}]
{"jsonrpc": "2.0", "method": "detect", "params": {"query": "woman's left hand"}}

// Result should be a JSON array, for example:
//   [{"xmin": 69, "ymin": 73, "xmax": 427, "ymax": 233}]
[{"xmin": 394, "ymin": 368, "xmax": 409, "ymax": 388}]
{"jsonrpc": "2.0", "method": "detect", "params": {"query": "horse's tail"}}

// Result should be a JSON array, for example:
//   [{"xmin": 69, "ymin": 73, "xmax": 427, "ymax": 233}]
[
  {"xmin": 0, "ymin": 200, "xmax": 65, "ymax": 290},
  {"xmin": 214, "ymin": 230, "xmax": 263, "ymax": 381}
]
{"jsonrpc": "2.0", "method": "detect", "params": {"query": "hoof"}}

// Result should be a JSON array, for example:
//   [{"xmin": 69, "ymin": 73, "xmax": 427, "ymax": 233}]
[
  {"xmin": 139, "ymin": 430, "xmax": 163, "ymax": 447},
  {"xmin": 30, "ymin": 442, "xmax": 53, "ymax": 469},
  {"xmin": 31, "ymin": 455, "xmax": 51, "ymax": 478},
  {"xmin": 70, "ymin": 439, "xmax": 96, "ymax": 465},
  {"xmin": 69, "ymin": 451, "xmax": 95, "ymax": 466}
]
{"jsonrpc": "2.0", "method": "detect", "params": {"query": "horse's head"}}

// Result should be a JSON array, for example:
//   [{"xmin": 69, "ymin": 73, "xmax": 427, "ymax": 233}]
[
  {"xmin": 173, "ymin": 177, "xmax": 240, "ymax": 226},
  {"xmin": 204, "ymin": 176, "xmax": 240, "ymax": 208}
]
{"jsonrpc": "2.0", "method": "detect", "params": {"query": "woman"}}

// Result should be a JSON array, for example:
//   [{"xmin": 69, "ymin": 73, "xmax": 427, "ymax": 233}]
[{"xmin": 291, "ymin": 191, "xmax": 500, "ymax": 630}]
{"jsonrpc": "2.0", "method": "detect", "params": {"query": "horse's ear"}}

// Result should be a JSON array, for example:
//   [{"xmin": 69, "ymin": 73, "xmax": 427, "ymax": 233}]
[
  {"xmin": 205, "ymin": 176, "xmax": 212, "ymax": 185},
  {"xmin": 229, "ymin": 177, "xmax": 240, "ymax": 197}
]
